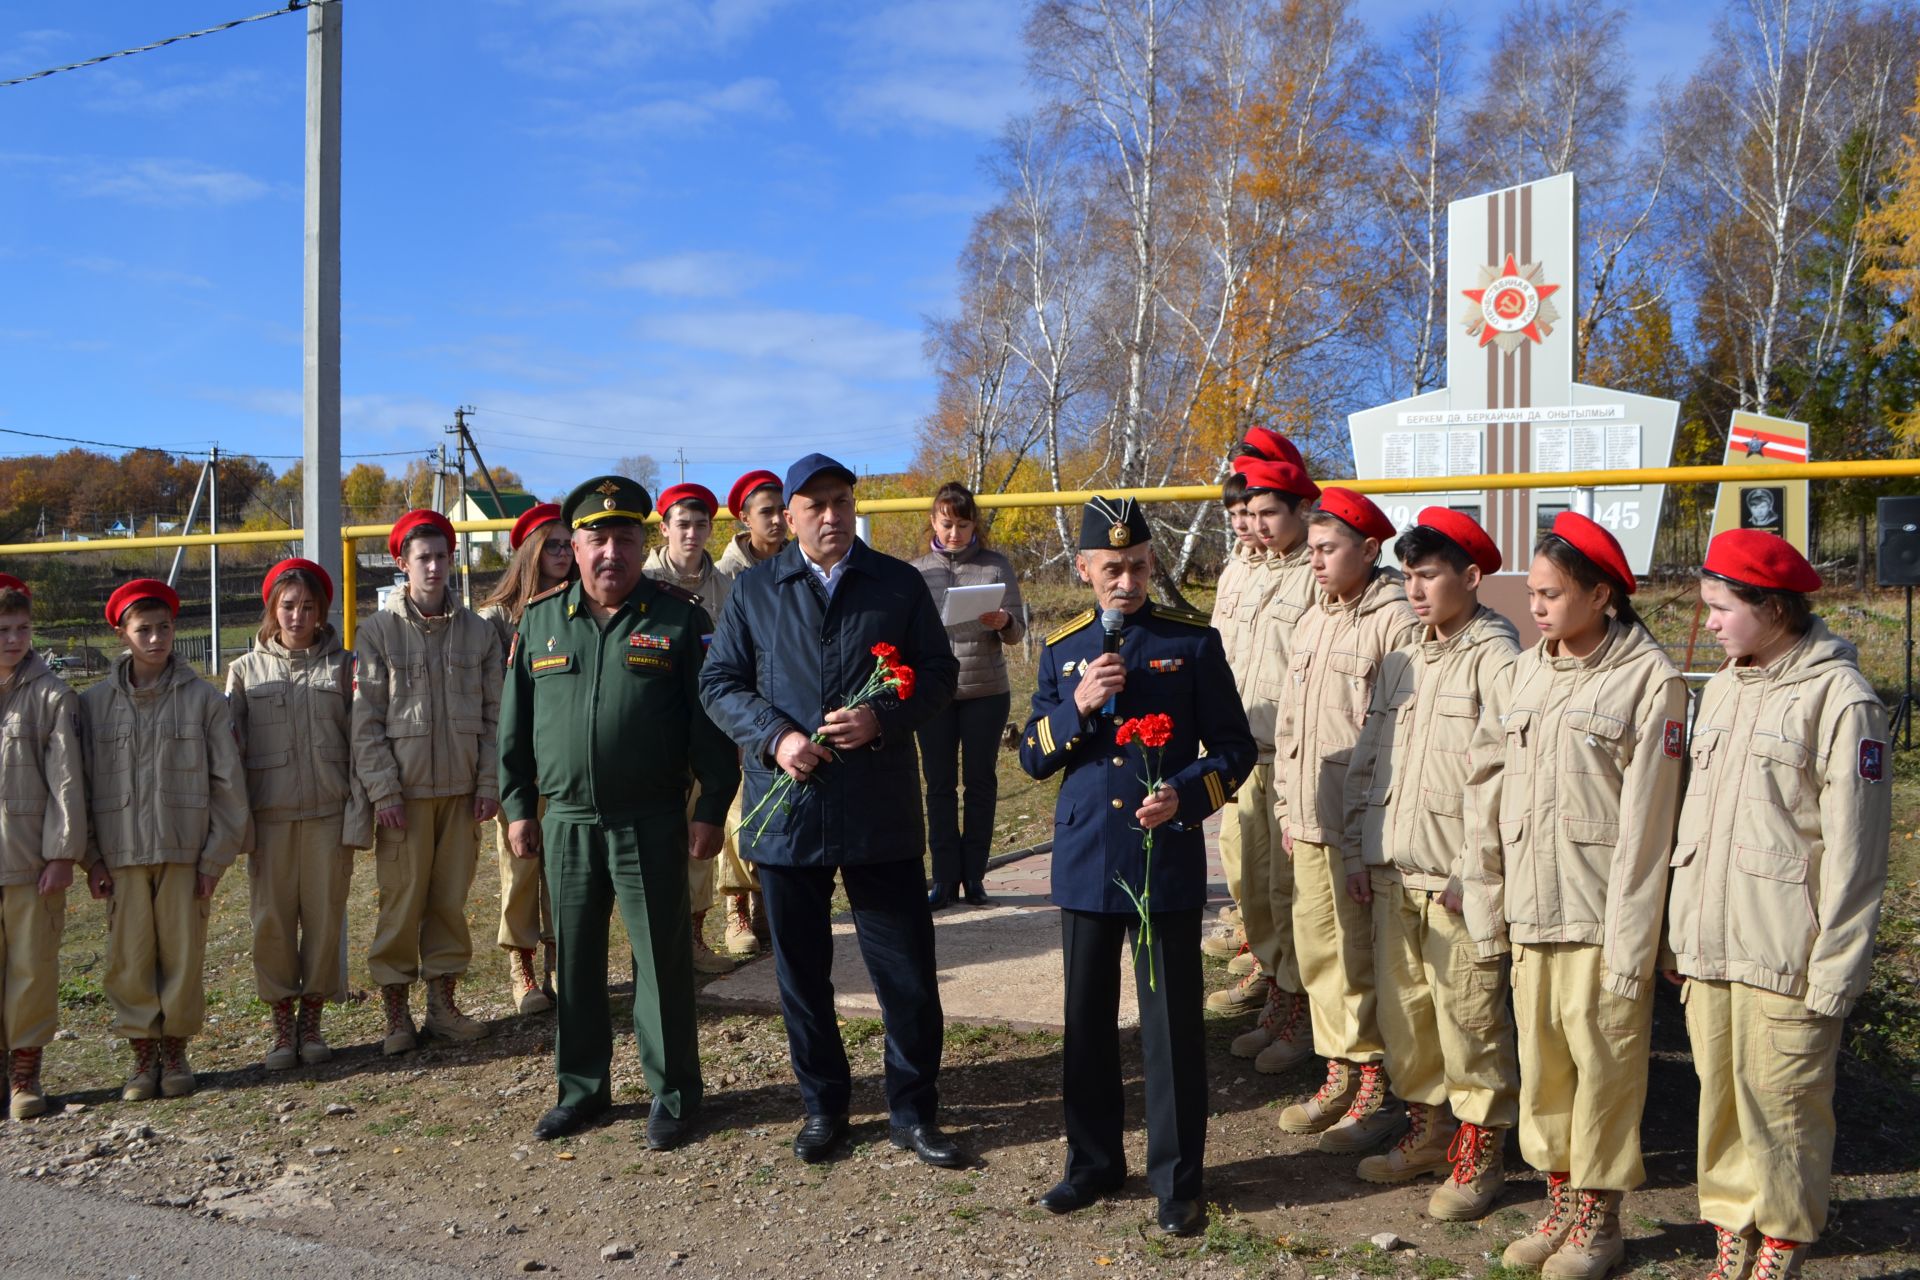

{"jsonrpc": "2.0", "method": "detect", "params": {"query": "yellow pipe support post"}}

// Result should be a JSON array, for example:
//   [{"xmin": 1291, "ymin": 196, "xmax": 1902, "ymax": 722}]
[{"xmin": 340, "ymin": 536, "xmax": 359, "ymax": 652}]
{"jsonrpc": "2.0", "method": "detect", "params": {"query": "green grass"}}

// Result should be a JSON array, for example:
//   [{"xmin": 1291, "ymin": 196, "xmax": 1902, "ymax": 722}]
[
  {"xmin": 1192, "ymin": 1206, "xmax": 1281, "ymax": 1266},
  {"xmin": 1419, "ymin": 1258, "xmax": 1466, "ymax": 1279}
]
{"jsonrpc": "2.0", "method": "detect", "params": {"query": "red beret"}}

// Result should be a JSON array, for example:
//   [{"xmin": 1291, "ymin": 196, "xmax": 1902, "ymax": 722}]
[
  {"xmin": 1240, "ymin": 426, "xmax": 1307, "ymax": 473},
  {"xmin": 1237, "ymin": 458, "xmax": 1321, "ymax": 502},
  {"xmin": 1414, "ymin": 506, "xmax": 1501, "ymax": 575},
  {"xmin": 1316, "ymin": 487, "xmax": 1396, "ymax": 543},
  {"xmin": 727, "ymin": 470, "xmax": 782, "ymax": 518},
  {"xmin": 1550, "ymin": 511, "xmax": 1636, "ymax": 595},
  {"xmin": 105, "ymin": 578, "xmax": 179, "ymax": 627},
  {"xmin": 388, "ymin": 509, "xmax": 457, "ymax": 560},
  {"xmin": 1703, "ymin": 529, "xmax": 1821, "ymax": 594},
  {"xmin": 509, "ymin": 503, "xmax": 561, "ymax": 551},
  {"xmin": 262, "ymin": 558, "xmax": 334, "ymax": 608},
  {"xmin": 657, "ymin": 483, "xmax": 719, "ymax": 520},
  {"xmin": 0, "ymin": 574, "xmax": 28, "ymax": 599}
]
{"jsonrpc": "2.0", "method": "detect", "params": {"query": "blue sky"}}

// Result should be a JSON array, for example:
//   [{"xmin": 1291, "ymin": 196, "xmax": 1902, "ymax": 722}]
[{"xmin": 0, "ymin": 0, "xmax": 1712, "ymax": 504}]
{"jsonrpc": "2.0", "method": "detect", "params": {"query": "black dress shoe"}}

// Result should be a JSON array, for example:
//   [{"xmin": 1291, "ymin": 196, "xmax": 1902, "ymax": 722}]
[
  {"xmin": 1156, "ymin": 1198, "xmax": 1204, "ymax": 1237},
  {"xmin": 533, "ymin": 1102, "xmax": 604, "ymax": 1141},
  {"xmin": 927, "ymin": 884, "xmax": 955, "ymax": 910},
  {"xmin": 1039, "ymin": 1178, "xmax": 1121, "ymax": 1214},
  {"xmin": 961, "ymin": 880, "xmax": 991, "ymax": 906},
  {"xmin": 645, "ymin": 1100, "xmax": 698, "ymax": 1151},
  {"xmin": 792, "ymin": 1113, "xmax": 850, "ymax": 1163},
  {"xmin": 888, "ymin": 1122, "xmax": 965, "ymax": 1168}
]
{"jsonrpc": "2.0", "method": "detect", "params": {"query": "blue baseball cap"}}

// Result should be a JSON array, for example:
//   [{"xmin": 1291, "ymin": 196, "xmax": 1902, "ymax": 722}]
[{"xmin": 783, "ymin": 452, "xmax": 857, "ymax": 501}]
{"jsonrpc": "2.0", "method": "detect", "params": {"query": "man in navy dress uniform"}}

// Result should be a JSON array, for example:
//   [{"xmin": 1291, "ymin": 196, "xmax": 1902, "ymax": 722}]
[{"xmin": 1020, "ymin": 496, "xmax": 1255, "ymax": 1236}]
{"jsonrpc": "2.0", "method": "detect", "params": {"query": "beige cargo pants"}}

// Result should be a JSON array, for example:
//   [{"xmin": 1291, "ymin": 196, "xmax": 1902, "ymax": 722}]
[
  {"xmin": 369, "ymin": 796, "xmax": 478, "ymax": 987},
  {"xmin": 0, "ymin": 883, "xmax": 64, "ymax": 1050},
  {"xmin": 248, "ymin": 817, "xmax": 352, "ymax": 1004},
  {"xmin": 1685, "ymin": 978, "xmax": 1841, "ymax": 1244},
  {"xmin": 1291, "ymin": 837, "xmax": 1381, "ymax": 1061},
  {"xmin": 494, "ymin": 798, "xmax": 551, "ymax": 952},
  {"xmin": 104, "ymin": 862, "xmax": 208, "ymax": 1041},
  {"xmin": 1512, "ymin": 941, "xmax": 1653, "ymax": 1190},
  {"xmin": 1236, "ymin": 764, "xmax": 1301, "ymax": 990}
]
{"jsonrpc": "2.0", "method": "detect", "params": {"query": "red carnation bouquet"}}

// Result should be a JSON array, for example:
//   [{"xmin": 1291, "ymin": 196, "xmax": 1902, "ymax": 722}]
[
  {"xmin": 1113, "ymin": 713, "xmax": 1174, "ymax": 990},
  {"xmin": 739, "ymin": 643, "xmax": 915, "ymax": 845}
]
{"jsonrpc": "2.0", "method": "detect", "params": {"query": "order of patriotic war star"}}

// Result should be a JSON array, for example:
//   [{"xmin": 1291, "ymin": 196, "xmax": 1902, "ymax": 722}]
[
  {"xmin": 497, "ymin": 474, "xmax": 741, "ymax": 1152},
  {"xmin": 1020, "ymin": 496, "xmax": 1255, "ymax": 1238}
]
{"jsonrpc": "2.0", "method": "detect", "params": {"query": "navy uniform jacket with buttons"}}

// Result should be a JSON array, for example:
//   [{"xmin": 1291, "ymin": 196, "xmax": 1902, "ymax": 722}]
[{"xmin": 1021, "ymin": 601, "xmax": 1255, "ymax": 914}]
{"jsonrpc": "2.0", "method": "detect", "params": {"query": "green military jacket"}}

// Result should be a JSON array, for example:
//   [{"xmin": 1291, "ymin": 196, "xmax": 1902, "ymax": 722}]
[{"xmin": 499, "ymin": 578, "xmax": 739, "ymax": 827}]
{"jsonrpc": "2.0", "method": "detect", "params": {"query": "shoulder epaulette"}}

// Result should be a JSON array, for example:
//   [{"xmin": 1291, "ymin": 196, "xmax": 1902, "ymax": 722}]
[
  {"xmin": 649, "ymin": 580, "xmax": 702, "ymax": 606},
  {"xmin": 525, "ymin": 582, "xmax": 569, "ymax": 607},
  {"xmin": 1157, "ymin": 605, "xmax": 1212, "ymax": 628},
  {"xmin": 1045, "ymin": 609, "xmax": 1096, "ymax": 646}
]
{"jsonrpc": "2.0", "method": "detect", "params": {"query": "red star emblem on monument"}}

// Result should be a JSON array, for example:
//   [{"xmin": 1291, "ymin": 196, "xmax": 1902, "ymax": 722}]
[{"xmin": 1460, "ymin": 252, "xmax": 1562, "ymax": 352}]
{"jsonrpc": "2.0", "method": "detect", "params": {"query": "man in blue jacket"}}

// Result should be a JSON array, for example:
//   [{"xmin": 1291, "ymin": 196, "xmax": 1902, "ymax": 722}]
[
  {"xmin": 699, "ymin": 453, "xmax": 963, "ymax": 1168},
  {"xmin": 1020, "ymin": 496, "xmax": 1256, "ymax": 1236}
]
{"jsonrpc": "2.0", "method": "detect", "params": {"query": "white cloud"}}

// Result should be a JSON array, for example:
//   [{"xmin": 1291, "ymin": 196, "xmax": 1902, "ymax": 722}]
[
  {"xmin": 486, "ymin": 0, "xmax": 795, "ymax": 79},
  {"xmin": 62, "ymin": 158, "xmax": 274, "ymax": 207},
  {"xmin": 81, "ymin": 67, "xmax": 277, "ymax": 115},
  {"xmin": 634, "ymin": 308, "xmax": 925, "ymax": 381},
  {"xmin": 530, "ymin": 76, "xmax": 787, "ymax": 139},
  {"xmin": 832, "ymin": 0, "xmax": 1034, "ymax": 135},
  {"xmin": 608, "ymin": 250, "xmax": 779, "ymax": 298},
  {"xmin": 68, "ymin": 255, "xmax": 213, "ymax": 290}
]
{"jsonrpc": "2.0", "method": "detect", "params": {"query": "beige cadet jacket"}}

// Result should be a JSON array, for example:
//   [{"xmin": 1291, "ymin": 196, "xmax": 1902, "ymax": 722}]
[
  {"xmin": 0, "ymin": 652, "xmax": 86, "ymax": 882},
  {"xmin": 716, "ymin": 531, "xmax": 779, "ymax": 582},
  {"xmin": 1462, "ymin": 619, "xmax": 1687, "ymax": 1000},
  {"xmin": 226, "ymin": 626, "xmax": 365, "ymax": 839},
  {"xmin": 643, "ymin": 546, "xmax": 733, "ymax": 622},
  {"xmin": 350, "ymin": 589, "xmax": 501, "ymax": 810},
  {"xmin": 1667, "ymin": 621, "xmax": 1892, "ymax": 1018},
  {"xmin": 1342, "ymin": 607, "xmax": 1520, "ymax": 889},
  {"xmin": 78, "ymin": 655, "xmax": 249, "ymax": 875},
  {"xmin": 1276, "ymin": 569, "xmax": 1421, "ymax": 843},
  {"xmin": 1242, "ymin": 542, "xmax": 1316, "ymax": 759},
  {"xmin": 1210, "ymin": 542, "xmax": 1268, "ymax": 691}
]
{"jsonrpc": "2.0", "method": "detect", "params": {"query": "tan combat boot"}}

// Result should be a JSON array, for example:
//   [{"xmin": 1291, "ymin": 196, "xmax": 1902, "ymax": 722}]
[
  {"xmin": 121, "ymin": 1039, "xmax": 160, "ymax": 1102},
  {"xmin": 8, "ymin": 1048, "xmax": 47, "ymax": 1120},
  {"xmin": 1428, "ymin": 1121, "xmax": 1507, "ymax": 1221},
  {"xmin": 1357, "ymin": 1100, "xmax": 1455, "ymax": 1182},
  {"xmin": 1206, "ymin": 969, "xmax": 1270, "ymax": 1014},
  {"xmin": 1201, "ymin": 921, "xmax": 1244, "ymax": 959},
  {"xmin": 1703, "ymin": 1226, "xmax": 1760, "ymax": 1280},
  {"xmin": 724, "ymin": 893, "xmax": 760, "ymax": 957},
  {"xmin": 510, "ymin": 948, "xmax": 553, "ymax": 1014},
  {"xmin": 423, "ymin": 975, "xmax": 490, "ymax": 1041},
  {"xmin": 1542, "ymin": 1189, "xmax": 1624, "ymax": 1280},
  {"xmin": 1227, "ymin": 943, "xmax": 1259, "ymax": 975},
  {"xmin": 691, "ymin": 910, "xmax": 737, "ymax": 975},
  {"xmin": 1502, "ymin": 1172, "xmax": 1575, "ymax": 1267},
  {"xmin": 297, "ymin": 994, "xmax": 333, "ymax": 1066},
  {"xmin": 1218, "ymin": 903, "xmax": 1241, "ymax": 929},
  {"xmin": 158, "ymin": 1037, "xmax": 195, "ymax": 1098},
  {"xmin": 1319, "ymin": 1062, "xmax": 1399, "ymax": 1153},
  {"xmin": 1253, "ymin": 990, "xmax": 1312, "ymax": 1074},
  {"xmin": 264, "ymin": 997, "xmax": 299, "ymax": 1071},
  {"xmin": 381, "ymin": 983, "xmax": 418, "ymax": 1056},
  {"xmin": 1230, "ymin": 980, "xmax": 1287, "ymax": 1058},
  {"xmin": 1278, "ymin": 1059, "xmax": 1358, "ymax": 1134},
  {"xmin": 1749, "ymin": 1239, "xmax": 1807, "ymax": 1280},
  {"xmin": 749, "ymin": 890, "xmax": 771, "ymax": 945}
]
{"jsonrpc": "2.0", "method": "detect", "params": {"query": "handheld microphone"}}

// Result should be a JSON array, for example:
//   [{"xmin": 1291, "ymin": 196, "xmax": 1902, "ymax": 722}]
[{"xmin": 1099, "ymin": 608, "xmax": 1124, "ymax": 716}]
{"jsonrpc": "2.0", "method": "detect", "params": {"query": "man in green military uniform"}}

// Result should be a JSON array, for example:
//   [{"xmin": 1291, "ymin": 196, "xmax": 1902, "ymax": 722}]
[{"xmin": 499, "ymin": 475, "xmax": 741, "ymax": 1150}]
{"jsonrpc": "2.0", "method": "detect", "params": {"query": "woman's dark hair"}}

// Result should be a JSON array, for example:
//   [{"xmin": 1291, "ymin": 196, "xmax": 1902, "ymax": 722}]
[
  {"xmin": 480, "ymin": 518, "xmax": 576, "ymax": 624},
  {"xmin": 1222, "ymin": 472, "xmax": 1249, "ymax": 506},
  {"xmin": 258, "ymin": 566, "xmax": 332, "ymax": 646},
  {"xmin": 1534, "ymin": 532, "xmax": 1641, "ymax": 630},
  {"xmin": 930, "ymin": 481, "xmax": 986, "ymax": 547},
  {"xmin": 1394, "ymin": 525, "xmax": 1472, "ymax": 574},
  {"xmin": 1703, "ymin": 574, "xmax": 1815, "ymax": 636}
]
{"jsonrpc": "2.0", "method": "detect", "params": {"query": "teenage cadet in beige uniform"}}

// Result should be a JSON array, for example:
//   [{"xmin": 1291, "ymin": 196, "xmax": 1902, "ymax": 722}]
[
  {"xmin": 1667, "ymin": 531, "xmax": 1891, "ymax": 1280},
  {"xmin": 352, "ymin": 509, "xmax": 503, "ymax": 1054},
  {"xmin": 81, "ymin": 580, "xmax": 248, "ymax": 1101},
  {"xmin": 0, "ymin": 575, "xmax": 84, "ymax": 1120},
  {"xmin": 643, "ymin": 482, "xmax": 738, "ymax": 975},
  {"xmin": 710, "ymin": 468, "xmax": 787, "ymax": 957},
  {"xmin": 1340, "ymin": 511, "xmax": 1519, "ymax": 1217},
  {"xmin": 478, "ymin": 502, "xmax": 571, "ymax": 1014},
  {"xmin": 1203, "ymin": 467, "xmax": 1259, "ymax": 961},
  {"xmin": 1212, "ymin": 444, "xmax": 1322, "ymax": 1083},
  {"xmin": 1274, "ymin": 488, "xmax": 1420, "ymax": 1150},
  {"xmin": 227, "ymin": 559, "xmax": 364, "ymax": 1069},
  {"xmin": 1466, "ymin": 514, "xmax": 1686, "ymax": 1280}
]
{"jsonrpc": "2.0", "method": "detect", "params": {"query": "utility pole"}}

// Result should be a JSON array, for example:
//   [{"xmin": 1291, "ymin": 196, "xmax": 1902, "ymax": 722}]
[
  {"xmin": 676, "ymin": 447, "xmax": 687, "ymax": 483},
  {"xmin": 302, "ymin": 0, "xmax": 344, "ymax": 607},
  {"xmin": 448, "ymin": 425, "xmax": 471, "ymax": 606},
  {"xmin": 209, "ymin": 447, "xmax": 222, "ymax": 676},
  {"xmin": 166, "ymin": 456, "xmax": 212, "ymax": 587}
]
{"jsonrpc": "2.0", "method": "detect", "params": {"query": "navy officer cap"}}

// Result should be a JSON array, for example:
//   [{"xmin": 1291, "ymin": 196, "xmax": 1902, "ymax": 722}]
[
  {"xmin": 1079, "ymin": 495, "xmax": 1152, "ymax": 550},
  {"xmin": 784, "ymin": 453, "xmax": 858, "ymax": 502}
]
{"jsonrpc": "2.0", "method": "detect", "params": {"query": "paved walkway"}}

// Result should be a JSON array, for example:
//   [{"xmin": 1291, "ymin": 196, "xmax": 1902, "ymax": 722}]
[{"xmin": 699, "ymin": 816, "xmax": 1229, "ymax": 1032}]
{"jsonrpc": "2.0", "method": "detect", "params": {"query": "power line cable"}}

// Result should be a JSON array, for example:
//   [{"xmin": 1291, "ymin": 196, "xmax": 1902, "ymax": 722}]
[
  {"xmin": 0, "ymin": 426, "xmax": 426, "ymax": 462},
  {"xmin": 0, "ymin": 1, "xmax": 327, "ymax": 89}
]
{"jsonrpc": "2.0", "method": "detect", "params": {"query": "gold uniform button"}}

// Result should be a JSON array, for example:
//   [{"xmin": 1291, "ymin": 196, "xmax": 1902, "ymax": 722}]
[
  {"xmin": 1110, "ymin": 798, "xmax": 1123, "ymax": 809},
  {"xmin": 1112, "ymin": 756, "xmax": 1125, "ymax": 766}
]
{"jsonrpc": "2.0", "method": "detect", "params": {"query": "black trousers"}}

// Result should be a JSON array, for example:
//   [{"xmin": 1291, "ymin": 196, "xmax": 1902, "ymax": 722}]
[
  {"xmin": 1060, "ymin": 907, "xmax": 1206, "ymax": 1201},
  {"xmin": 916, "ymin": 690, "xmax": 1011, "ymax": 888},
  {"xmin": 757, "ymin": 859, "xmax": 943, "ymax": 1125}
]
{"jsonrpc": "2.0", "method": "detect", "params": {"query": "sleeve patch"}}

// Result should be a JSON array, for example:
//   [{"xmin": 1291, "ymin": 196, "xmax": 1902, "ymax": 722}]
[
  {"xmin": 1663, "ymin": 719, "xmax": 1684, "ymax": 759},
  {"xmin": 531, "ymin": 654, "xmax": 573, "ymax": 675},
  {"xmin": 1860, "ymin": 738, "xmax": 1886, "ymax": 783}
]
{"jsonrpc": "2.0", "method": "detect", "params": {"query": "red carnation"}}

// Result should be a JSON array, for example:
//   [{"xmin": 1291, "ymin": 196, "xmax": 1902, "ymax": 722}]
[
  {"xmin": 1138, "ymin": 713, "xmax": 1173, "ymax": 748},
  {"xmin": 1115, "ymin": 719, "xmax": 1138, "ymax": 746},
  {"xmin": 871, "ymin": 642, "xmax": 899, "ymax": 661}
]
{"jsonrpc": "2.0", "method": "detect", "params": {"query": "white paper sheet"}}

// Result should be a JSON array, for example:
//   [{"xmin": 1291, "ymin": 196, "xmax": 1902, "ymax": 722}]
[{"xmin": 941, "ymin": 582, "xmax": 1007, "ymax": 626}]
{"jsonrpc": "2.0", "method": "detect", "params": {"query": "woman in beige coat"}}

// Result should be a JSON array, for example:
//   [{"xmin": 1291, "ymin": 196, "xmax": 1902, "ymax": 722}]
[
  {"xmin": 477, "ymin": 503, "xmax": 574, "ymax": 1015},
  {"xmin": 1666, "ymin": 531, "xmax": 1891, "ymax": 1280},
  {"xmin": 227, "ymin": 559, "xmax": 364, "ymax": 1068},
  {"xmin": 1465, "ymin": 513, "xmax": 1686, "ymax": 1280}
]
